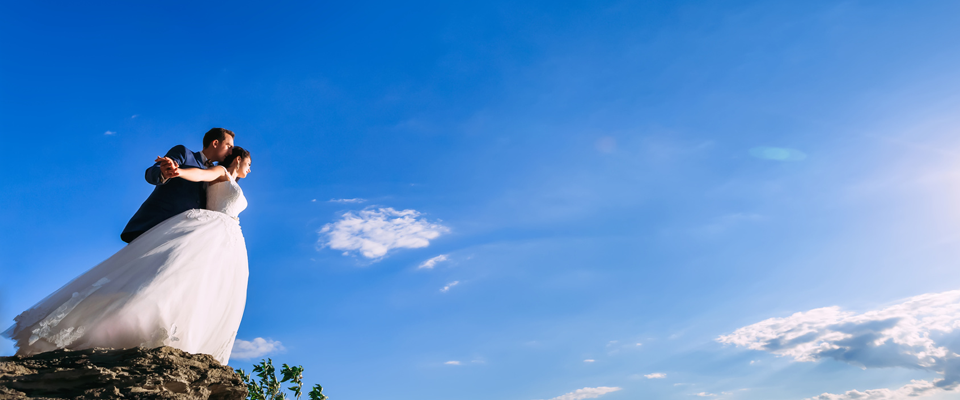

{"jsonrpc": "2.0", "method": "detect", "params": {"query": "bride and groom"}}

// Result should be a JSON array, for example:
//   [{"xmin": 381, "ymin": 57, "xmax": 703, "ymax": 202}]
[{"xmin": 2, "ymin": 128, "xmax": 253, "ymax": 364}]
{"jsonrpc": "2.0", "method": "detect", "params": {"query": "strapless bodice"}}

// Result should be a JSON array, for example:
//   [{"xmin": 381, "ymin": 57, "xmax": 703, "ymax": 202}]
[{"xmin": 207, "ymin": 177, "xmax": 247, "ymax": 219}]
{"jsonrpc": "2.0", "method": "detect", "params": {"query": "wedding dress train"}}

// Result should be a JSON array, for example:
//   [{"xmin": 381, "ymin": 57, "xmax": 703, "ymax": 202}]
[{"xmin": 2, "ymin": 170, "xmax": 249, "ymax": 364}]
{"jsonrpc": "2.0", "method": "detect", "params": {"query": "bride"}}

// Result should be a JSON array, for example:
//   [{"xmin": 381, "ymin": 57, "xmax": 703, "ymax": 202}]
[{"xmin": 2, "ymin": 147, "xmax": 253, "ymax": 364}]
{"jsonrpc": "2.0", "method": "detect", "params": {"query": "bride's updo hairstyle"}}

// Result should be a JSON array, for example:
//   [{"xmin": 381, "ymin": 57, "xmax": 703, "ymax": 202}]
[{"xmin": 223, "ymin": 146, "xmax": 250, "ymax": 176}]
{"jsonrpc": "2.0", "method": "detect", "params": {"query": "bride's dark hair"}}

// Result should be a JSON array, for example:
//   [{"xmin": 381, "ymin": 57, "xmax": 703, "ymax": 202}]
[{"xmin": 223, "ymin": 146, "xmax": 250, "ymax": 172}]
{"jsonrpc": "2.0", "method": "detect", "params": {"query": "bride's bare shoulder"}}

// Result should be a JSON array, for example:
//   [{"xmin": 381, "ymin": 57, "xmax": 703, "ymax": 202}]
[{"xmin": 210, "ymin": 166, "xmax": 231, "ymax": 184}]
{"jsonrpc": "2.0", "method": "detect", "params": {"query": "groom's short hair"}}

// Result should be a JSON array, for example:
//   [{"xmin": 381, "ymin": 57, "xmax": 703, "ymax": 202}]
[{"xmin": 203, "ymin": 128, "xmax": 235, "ymax": 149}]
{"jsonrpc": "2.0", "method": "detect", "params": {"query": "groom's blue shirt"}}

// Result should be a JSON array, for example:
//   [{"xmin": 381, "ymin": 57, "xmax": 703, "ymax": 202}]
[{"xmin": 120, "ymin": 145, "xmax": 208, "ymax": 243}]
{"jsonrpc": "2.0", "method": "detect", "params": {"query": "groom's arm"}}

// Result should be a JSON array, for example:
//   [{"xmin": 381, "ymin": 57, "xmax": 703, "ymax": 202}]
[{"xmin": 145, "ymin": 145, "xmax": 189, "ymax": 185}]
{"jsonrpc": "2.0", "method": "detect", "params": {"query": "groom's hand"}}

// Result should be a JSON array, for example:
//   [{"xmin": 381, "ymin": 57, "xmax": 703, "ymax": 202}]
[{"xmin": 156, "ymin": 156, "xmax": 180, "ymax": 179}]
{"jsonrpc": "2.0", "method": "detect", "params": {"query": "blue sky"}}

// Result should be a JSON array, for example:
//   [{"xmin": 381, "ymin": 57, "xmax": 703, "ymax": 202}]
[{"xmin": 5, "ymin": 1, "xmax": 960, "ymax": 399}]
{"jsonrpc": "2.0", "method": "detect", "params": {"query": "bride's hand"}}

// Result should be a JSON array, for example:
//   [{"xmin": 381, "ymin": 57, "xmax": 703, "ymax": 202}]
[{"xmin": 156, "ymin": 156, "xmax": 180, "ymax": 179}]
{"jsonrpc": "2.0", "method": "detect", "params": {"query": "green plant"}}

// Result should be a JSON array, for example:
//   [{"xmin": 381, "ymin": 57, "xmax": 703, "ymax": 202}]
[{"xmin": 237, "ymin": 358, "xmax": 327, "ymax": 400}]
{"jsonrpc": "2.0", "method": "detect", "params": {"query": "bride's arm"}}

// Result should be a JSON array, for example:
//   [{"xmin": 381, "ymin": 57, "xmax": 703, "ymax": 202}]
[{"xmin": 171, "ymin": 164, "xmax": 227, "ymax": 182}]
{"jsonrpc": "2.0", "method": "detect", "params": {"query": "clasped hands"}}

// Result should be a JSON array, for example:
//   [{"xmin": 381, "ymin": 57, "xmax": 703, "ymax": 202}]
[{"xmin": 156, "ymin": 156, "xmax": 180, "ymax": 179}]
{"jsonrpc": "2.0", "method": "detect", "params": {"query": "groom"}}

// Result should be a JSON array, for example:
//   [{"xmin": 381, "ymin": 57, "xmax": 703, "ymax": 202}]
[{"xmin": 120, "ymin": 128, "xmax": 235, "ymax": 243}]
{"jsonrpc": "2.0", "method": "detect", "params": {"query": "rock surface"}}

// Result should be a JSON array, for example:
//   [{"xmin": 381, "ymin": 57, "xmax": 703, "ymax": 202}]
[{"xmin": 0, "ymin": 346, "xmax": 247, "ymax": 399}]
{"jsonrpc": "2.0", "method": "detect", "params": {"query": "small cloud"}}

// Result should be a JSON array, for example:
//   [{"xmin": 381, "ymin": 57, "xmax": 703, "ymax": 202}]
[
  {"xmin": 311, "ymin": 199, "xmax": 317, "ymax": 202},
  {"xmin": 130, "ymin": 114, "xmax": 138, "ymax": 119},
  {"xmin": 441, "ymin": 281, "xmax": 459, "ymax": 292},
  {"xmin": 694, "ymin": 213, "xmax": 765, "ymax": 235},
  {"xmin": 749, "ymin": 360, "xmax": 758, "ymax": 365},
  {"xmin": 695, "ymin": 393, "xmax": 717, "ymax": 397},
  {"xmin": 329, "ymin": 198, "xmax": 367, "ymax": 203},
  {"xmin": 319, "ymin": 207, "xmax": 449, "ymax": 260},
  {"xmin": 546, "ymin": 387, "xmax": 622, "ymax": 400},
  {"xmin": 444, "ymin": 361, "xmax": 461, "ymax": 365},
  {"xmin": 231, "ymin": 337, "xmax": 284, "ymax": 359},
  {"xmin": 418, "ymin": 254, "xmax": 449, "ymax": 270},
  {"xmin": 596, "ymin": 136, "xmax": 616, "ymax": 153},
  {"xmin": 636, "ymin": 343, "xmax": 643, "ymax": 346},
  {"xmin": 104, "ymin": 131, "xmax": 116, "ymax": 136},
  {"xmin": 583, "ymin": 359, "xmax": 595, "ymax": 363},
  {"xmin": 749, "ymin": 146, "xmax": 807, "ymax": 161},
  {"xmin": 644, "ymin": 373, "xmax": 666, "ymax": 379},
  {"xmin": 715, "ymin": 213, "xmax": 764, "ymax": 223}
]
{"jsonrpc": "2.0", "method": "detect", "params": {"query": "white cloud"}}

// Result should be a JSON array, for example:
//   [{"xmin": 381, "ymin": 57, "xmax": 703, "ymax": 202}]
[
  {"xmin": 719, "ymin": 289, "xmax": 960, "ymax": 397},
  {"xmin": 130, "ymin": 114, "xmax": 138, "ymax": 119},
  {"xmin": 418, "ymin": 254, "xmax": 449, "ymax": 269},
  {"xmin": 231, "ymin": 337, "xmax": 284, "ymax": 359},
  {"xmin": 104, "ymin": 130, "xmax": 116, "ymax": 135},
  {"xmin": 583, "ymin": 359, "xmax": 595, "ymax": 363},
  {"xmin": 441, "ymin": 281, "xmax": 459, "ymax": 292},
  {"xmin": 545, "ymin": 387, "xmax": 622, "ymax": 400},
  {"xmin": 804, "ymin": 380, "xmax": 943, "ymax": 400},
  {"xmin": 329, "ymin": 198, "xmax": 367, "ymax": 203},
  {"xmin": 695, "ymin": 393, "xmax": 717, "ymax": 397},
  {"xmin": 319, "ymin": 207, "xmax": 449, "ymax": 259},
  {"xmin": 645, "ymin": 373, "xmax": 666, "ymax": 379},
  {"xmin": 444, "ymin": 360, "xmax": 461, "ymax": 365}
]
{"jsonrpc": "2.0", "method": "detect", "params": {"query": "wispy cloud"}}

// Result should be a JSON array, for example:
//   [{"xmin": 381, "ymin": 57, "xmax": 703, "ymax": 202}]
[
  {"xmin": 749, "ymin": 146, "xmax": 807, "ymax": 161},
  {"xmin": 130, "ymin": 114, "xmax": 138, "ymax": 119},
  {"xmin": 695, "ymin": 392, "xmax": 717, "ymax": 397},
  {"xmin": 694, "ymin": 213, "xmax": 764, "ymax": 235},
  {"xmin": 596, "ymin": 136, "xmax": 616, "ymax": 153},
  {"xmin": 583, "ymin": 359, "xmax": 595, "ymax": 363},
  {"xmin": 418, "ymin": 254, "xmax": 449, "ymax": 270},
  {"xmin": 545, "ymin": 387, "xmax": 622, "ymax": 400},
  {"xmin": 719, "ymin": 289, "xmax": 960, "ymax": 398},
  {"xmin": 104, "ymin": 130, "xmax": 116, "ymax": 136},
  {"xmin": 444, "ymin": 360, "xmax": 460, "ymax": 365},
  {"xmin": 441, "ymin": 281, "xmax": 459, "ymax": 292},
  {"xmin": 329, "ymin": 198, "xmax": 367, "ymax": 203},
  {"xmin": 319, "ymin": 207, "xmax": 449, "ymax": 259},
  {"xmin": 644, "ymin": 373, "xmax": 666, "ymax": 379},
  {"xmin": 231, "ymin": 337, "xmax": 284, "ymax": 359}
]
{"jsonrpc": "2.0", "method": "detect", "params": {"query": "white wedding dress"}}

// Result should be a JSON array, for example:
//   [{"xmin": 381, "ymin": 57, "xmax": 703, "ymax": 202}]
[{"xmin": 2, "ymin": 168, "xmax": 248, "ymax": 364}]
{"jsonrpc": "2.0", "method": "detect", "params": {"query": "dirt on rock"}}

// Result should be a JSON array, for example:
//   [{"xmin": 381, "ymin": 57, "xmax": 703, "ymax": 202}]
[{"xmin": 0, "ymin": 346, "xmax": 247, "ymax": 399}]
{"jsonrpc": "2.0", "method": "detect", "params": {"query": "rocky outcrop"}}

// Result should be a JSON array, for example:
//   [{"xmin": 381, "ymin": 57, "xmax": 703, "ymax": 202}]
[{"xmin": 0, "ymin": 346, "xmax": 246, "ymax": 399}]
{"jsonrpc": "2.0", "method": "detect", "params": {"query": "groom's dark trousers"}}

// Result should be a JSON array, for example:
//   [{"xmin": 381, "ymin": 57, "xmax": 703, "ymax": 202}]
[{"xmin": 121, "ymin": 145, "xmax": 208, "ymax": 243}]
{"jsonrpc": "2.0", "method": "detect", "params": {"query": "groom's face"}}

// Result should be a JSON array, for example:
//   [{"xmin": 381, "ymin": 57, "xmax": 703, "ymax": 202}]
[{"xmin": 210, "ymin": 135, "xmax": 235, "ymax": 162}]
